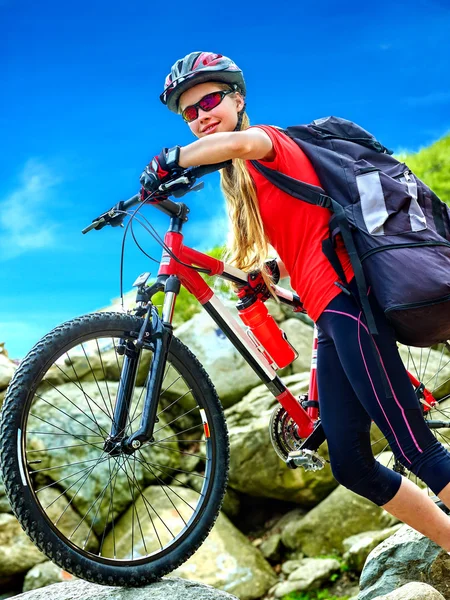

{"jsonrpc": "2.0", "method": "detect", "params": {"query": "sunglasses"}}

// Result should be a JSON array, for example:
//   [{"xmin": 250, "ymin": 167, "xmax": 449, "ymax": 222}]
[{"xmin": 181, "ymin": 89, "xmax": 235, "ymax": 123}]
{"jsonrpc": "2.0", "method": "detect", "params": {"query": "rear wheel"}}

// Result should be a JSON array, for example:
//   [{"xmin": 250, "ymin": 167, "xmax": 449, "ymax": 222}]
[
  {"xmin": 372, "ymin": 340, "xmax": 450, "ymax": 503},
  {"xmin": 0, "ymin": 312, "xmax": 229, "ymax": 586}
]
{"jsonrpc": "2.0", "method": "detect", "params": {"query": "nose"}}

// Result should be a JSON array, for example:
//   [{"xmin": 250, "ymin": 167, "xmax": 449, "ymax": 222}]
[{"xmin": 197, "ymin": 108, "xmax": 212, "ymax": 122}]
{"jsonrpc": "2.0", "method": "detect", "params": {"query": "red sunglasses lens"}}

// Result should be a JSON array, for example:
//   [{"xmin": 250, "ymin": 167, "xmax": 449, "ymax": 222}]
[
  {"xmin": 198, "ymin": 92, "xmax": 223, "ymax": 111},
  {"xmin": 183, "ymin": 106, "xmax": 198, "ymax": 122}
]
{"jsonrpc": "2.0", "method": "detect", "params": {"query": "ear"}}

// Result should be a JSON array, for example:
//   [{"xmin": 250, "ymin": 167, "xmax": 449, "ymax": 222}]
[{"xmin": 235, "ymin": 92, "xmax": 245, "ymax": 113}]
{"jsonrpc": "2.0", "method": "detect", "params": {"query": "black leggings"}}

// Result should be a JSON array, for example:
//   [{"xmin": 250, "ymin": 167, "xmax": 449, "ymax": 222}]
[{"xmin": 316, "ymin": 283, "xmax": 450, "ymax": 506}]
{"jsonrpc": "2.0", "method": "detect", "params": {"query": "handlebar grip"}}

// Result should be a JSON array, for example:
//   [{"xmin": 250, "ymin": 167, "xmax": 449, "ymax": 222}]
[
  {"xmin": 82, "ymin": 218, "xmax": 105, "ymax": 234},
  {"xmin": 190, "ymin": 161, "xmax": 231, "ymax": 179}
]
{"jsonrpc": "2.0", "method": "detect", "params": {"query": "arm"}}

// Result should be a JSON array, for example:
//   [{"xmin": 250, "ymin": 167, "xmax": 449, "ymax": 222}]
[
  {"xmin": 178, "ymin": 128, "xmax": 275, "ymax": 167},
  {"xmin": 276, "ymin": 258, "xmax": 289, "ymax": 280}
]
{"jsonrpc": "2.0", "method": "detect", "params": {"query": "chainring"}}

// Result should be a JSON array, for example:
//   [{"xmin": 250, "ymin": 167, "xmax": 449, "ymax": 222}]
[{"xmin": 269, "ymin": 405, "xmax": 304, "ymax": 462}]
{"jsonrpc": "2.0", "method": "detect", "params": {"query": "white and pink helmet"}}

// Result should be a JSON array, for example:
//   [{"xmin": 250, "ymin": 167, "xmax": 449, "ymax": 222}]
[{"xmin": 160, "ymin": 51, "xmax": 246, "ymax": 113}]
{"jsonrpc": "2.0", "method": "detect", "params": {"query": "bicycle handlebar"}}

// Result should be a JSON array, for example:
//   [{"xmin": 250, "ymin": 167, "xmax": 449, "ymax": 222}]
[{"xmin": 82, "ymin": 160, "xmax": 230, "ymax": 235}]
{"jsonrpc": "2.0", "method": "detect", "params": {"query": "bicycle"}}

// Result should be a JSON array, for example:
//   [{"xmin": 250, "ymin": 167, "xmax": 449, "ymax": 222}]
[{"xmin": 0, "ymin": 162, "xmax": 449, "ymax": 586}]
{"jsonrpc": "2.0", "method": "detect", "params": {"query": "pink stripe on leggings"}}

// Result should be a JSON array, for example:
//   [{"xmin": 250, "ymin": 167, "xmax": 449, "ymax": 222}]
[{"xmin": 324, "ymin": 308, "xmax": 423, "ymax": 460}]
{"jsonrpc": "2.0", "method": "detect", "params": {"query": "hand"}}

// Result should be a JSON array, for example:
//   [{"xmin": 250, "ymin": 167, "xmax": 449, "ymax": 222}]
[
  {"xmin": 139, "ymin": 146, "xmax": 182, "ymax": 196},
  {"xmin": 240, "ymin": 259, "xmax": 281, "ymax": 302}
]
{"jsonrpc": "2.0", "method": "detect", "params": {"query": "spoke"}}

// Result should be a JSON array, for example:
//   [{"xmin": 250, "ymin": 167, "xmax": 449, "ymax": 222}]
[
  {"xmin": 99, "ymin": 456, "xmax": 120, "ymax": 557},
  {"xmin": 52, "ymin": 453, "xmax": 111, "ymax": 529},
  {"xmin": 75, "ymin": 458, "xmax": 123, "ymax": 550},
  {"xmin": 425, "ymin": 357, "xmax": 450, "ymax": 390},
  {"xmin": 156, "ymin": 389, "xmax": 194, "ymax": 419},
  {"xmin": 28, "ymin": 431, "xmax": 102, "ymax": 437},
  {"xmin": 160, "ymin": 373, "xmax": 183, "ymax": 396},
  {"xmin": 95, "ymin": 338, "xmax": 116, "ymax": 419},
  {"xmin": 28, "ymin": 414, "xmax": 105, "ymax": 453},
  {"xmin": 154, "ymin": 425, "xmax": 203, "ymax": 444},
  {"xmin": 151, "ymin": 442, "xmax": 209, "ymax": 460},
  {"xmin": 53, "ymin": 364, "xmax": 114, "ymax": 426},
  {"xmin": 36, "ymin": 458, "xmax": 110, "ymax": 493},
  {"xmin": 80, "ymin": 342, "xmax": 111, "ymax": 421},
  {"xmin": 33, "ymin": 392, "xmax": 109, "ymax": 439},
  {"xmin": 31, "ymin": 455, "xmax": 107, "ymax": 475},
  {"xmin": 153, "ymin": 404, "xmax": 198, "ymax": 436},
  {"xmin": 67, "ymin": 456, "xmax": 122, "ymax": 541},
  {"xmin": 134, "ymin": 452, "xmax": 200, "ymax": 513},
  {"xmin": 27, "ymin": 442, "xmax": 104, "ymax": 454},
  {"xmin": 114, "ymin": 456, "xmax": 168, "ymax": 548}
]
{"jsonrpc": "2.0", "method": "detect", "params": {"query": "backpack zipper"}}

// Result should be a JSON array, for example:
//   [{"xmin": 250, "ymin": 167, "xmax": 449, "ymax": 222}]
[
  {"xmin": 360, "ymin": 241, "xmax": 450, "ymax": 262},
  {"xmin": 385, "ymin": 292, "xmax": 450, "ymax": 313}
]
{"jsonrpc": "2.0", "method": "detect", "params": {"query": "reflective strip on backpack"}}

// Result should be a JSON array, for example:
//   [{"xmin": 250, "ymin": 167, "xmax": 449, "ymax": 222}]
[
  {"xmin": 399, "ymin": 173, "xmax": 427, "ymax": 233},
  {"xmin": 355, "ymin": 171, "xmax": 387, "ymax": 235}
]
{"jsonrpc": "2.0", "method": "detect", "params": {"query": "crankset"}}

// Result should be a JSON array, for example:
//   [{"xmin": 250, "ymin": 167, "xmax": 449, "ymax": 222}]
[{"xmin": 269, "ymin": 405, "xmax": 326, "ymax": 472}]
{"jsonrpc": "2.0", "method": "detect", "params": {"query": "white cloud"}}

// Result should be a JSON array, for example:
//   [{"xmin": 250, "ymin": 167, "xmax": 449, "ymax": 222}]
[{"xmin": 0, "ymin": 159, "xmax": 61, "ymax": 260}]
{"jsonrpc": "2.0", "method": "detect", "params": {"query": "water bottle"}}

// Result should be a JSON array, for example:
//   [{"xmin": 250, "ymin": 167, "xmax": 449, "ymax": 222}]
[{"xmin": 236, "ymin": 294, "xmax": 298, "ymax": 369}]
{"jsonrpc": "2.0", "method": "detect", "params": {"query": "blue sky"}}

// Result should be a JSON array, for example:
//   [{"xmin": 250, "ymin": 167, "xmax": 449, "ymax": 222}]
[{"xmin": 1, "ymin": 0, "xmax": 450, "ymax": 358}]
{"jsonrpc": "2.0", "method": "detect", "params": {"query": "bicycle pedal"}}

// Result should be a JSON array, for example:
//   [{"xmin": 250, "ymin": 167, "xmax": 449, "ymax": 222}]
[{"xmin": 286, "ymin": 449, "xmax": 326, "ymax": 472}]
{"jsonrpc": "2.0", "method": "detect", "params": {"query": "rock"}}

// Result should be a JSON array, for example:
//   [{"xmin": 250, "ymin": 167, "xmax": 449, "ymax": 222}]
[
  {"xmin": 281, "ymin": 319, "xmax": 315, "ymax": 375},
  {"xmin": 23, "ymin": 561, "xmax": 75, "ymax": 592},
  {"xmin": 371, "ymin": 581, "xmax": 446, "ymax": 599},
  {"xmin": 343, "ymin": 525, "xmax": 403, "ymax": 572},
  {"xmin": 172, "ymin": 310, "xmax": 267, "ymax": 408},
  {"xmin": 259, "ymin": 533, "xmax": 282, "ymax": 561},
  {"xmin": 13, "ymin": 577, "xmax": 239, "ymax": 599},
  {"xmin": 225, "ymin": 373, "xmax": 337, "ymax": 504},
  {"xmin": 359, "ymin": 525, "xmax": 450, "ymax": 600},
  {"xmin": 273, "ymin": 557, "xmax": 340, "ymax": 597},
  {"xmin": 0, "ymin": 514, "xmax": 46, "ymax": 578},
  {"xmin": 0, "ymin": 485, "xmax": 100, "ymax": 581},
  {"xmin": 103, "ymin": 486, "xmax": 277, "ymax": 600},
  {"xmin": 0, "ymin": 353, "xmax": 16, "ymax": 390},
  {"xmin": 27, "ymin": 380, "xmax": 179, "ymax": 535},
  {"xmin": 282, "ymin": 485, "xmax": 397, "ymax": 556}
]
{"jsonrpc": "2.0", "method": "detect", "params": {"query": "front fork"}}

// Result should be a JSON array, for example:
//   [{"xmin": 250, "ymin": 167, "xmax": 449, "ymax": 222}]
[{"xmin": 103, "ymin": 276, "xmax": 179, "ymax": 455}]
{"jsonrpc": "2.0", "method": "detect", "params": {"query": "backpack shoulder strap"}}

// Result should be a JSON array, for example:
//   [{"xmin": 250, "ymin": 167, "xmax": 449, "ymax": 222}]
[{"xmin": 250, "ymin": 160, "xmax": 378, "ymax": 335}]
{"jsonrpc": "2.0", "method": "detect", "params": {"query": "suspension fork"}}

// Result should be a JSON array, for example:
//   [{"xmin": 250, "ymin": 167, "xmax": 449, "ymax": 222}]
[{"xmin": 123, "ymin": 276, "xmax": 179, "ymax": 451}]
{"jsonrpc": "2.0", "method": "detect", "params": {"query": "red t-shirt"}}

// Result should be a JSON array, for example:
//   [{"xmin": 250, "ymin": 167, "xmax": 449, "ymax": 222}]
[{"xmin": 246, "ymin": 125, "xmax": 354, "ymax": 322}]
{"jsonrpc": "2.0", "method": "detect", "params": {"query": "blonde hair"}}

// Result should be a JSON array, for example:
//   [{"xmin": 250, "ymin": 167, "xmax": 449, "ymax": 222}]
[{"xmin": 219, "ymin": 90, "xmax": 275, "ymax": 293}]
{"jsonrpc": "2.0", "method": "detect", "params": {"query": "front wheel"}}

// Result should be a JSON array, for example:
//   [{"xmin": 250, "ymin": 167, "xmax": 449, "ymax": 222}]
[{"xmin": 0, "ymin": 312, "xmax": 229, "ymax": 586}]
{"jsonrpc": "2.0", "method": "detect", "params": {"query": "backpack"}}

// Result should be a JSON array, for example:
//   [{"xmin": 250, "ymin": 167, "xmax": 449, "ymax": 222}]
[{"xmin": 251, "ymin": 116, "xmax": 450, "ymax": 347}]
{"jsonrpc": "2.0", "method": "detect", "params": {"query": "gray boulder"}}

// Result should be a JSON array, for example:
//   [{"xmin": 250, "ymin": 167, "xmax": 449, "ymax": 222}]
[
  {"xmin": 0, "ymin": 514, "xmax": 46, "ymax": 579},
  {"xmin": 343, "ymin": 525, "xmax": 403, "ymax": 572},
  {"xmin": 282, "ymin": 484, "xmax": 398, "ymax": 556},
  {"xmin": 103, "ymin": 486, "xmax": 277, "ymax": 600},
  {"xmin": 23, "ymin": 562, "xmax": 76, "ymax": 592},
  {"xmin": 173, "ymin": 310, "xmax": 269, "ymax": 408},
  {"xmin": 370, "ymin": 582, "xmax": 445, "ymax": 599},
  {"xmin": 0, "ymin": 353, "xmax": 16, "ymax": 390},
  {"xmin": 225, "ymin": 373, "xmax": 337, "ymax": 504},
  {"xmin": 281, "ymin": 318, "xmax": 314, "ymax": 375},
  {"xmin": 13, "ymin": 577, "xmax": 239, "ymax": 599},
  {"xmin": 359, "ymin": 525, "xmax": 450, "ymax": 600},
  {"xmin": 273, "ymin": 557, "xmax": 341, "ymax": 597}
]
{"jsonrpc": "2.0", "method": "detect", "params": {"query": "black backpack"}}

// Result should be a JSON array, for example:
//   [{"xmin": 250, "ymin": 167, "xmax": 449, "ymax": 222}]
[{"xmin": 251, "ymin": 117, "xmax": 450, "ymax": 347}]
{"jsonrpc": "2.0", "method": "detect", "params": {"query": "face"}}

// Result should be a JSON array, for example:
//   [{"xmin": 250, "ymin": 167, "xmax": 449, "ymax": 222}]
[{"xmin": 179, "ymin": 82, "xmax": 245, "ymax": 138}]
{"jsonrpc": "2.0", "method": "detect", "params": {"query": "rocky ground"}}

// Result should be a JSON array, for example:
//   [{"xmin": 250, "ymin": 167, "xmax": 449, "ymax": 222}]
[{"xmin": 0, "ymin": 292, "xmax": 449, "ymax": 600}]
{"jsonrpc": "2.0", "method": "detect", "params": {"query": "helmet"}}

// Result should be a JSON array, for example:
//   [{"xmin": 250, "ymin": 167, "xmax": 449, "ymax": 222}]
[{"xmin": 160, "ymin": 51, "xmax": 246, "ymax": 113}]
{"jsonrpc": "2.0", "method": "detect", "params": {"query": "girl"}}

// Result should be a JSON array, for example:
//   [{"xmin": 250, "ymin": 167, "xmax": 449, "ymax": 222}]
[{"xmin": 141, "ymin": 51, "xmax": 450, "ymax": 550}]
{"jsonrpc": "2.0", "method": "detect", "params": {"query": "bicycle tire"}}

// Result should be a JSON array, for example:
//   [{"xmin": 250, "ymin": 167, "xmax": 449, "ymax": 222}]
[
  {"xmin": 0, "ymin": 312, "xmax": 229, "ymax": 586},
  {"xmin": 372, "ymin": 339, "xmax": 450, "ymax": 499}
]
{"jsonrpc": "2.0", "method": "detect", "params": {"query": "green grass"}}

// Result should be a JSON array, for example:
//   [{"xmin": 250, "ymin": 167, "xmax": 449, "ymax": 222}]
[{"xmin": 281, "ymin": 591, "xmax": 350, "ymax": 600}]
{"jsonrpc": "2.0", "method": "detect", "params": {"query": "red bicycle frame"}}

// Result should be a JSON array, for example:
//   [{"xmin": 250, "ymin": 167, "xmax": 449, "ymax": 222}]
[{"xmin": 151, "ymin": 213, "xmax": 438, "ymax": 444}]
